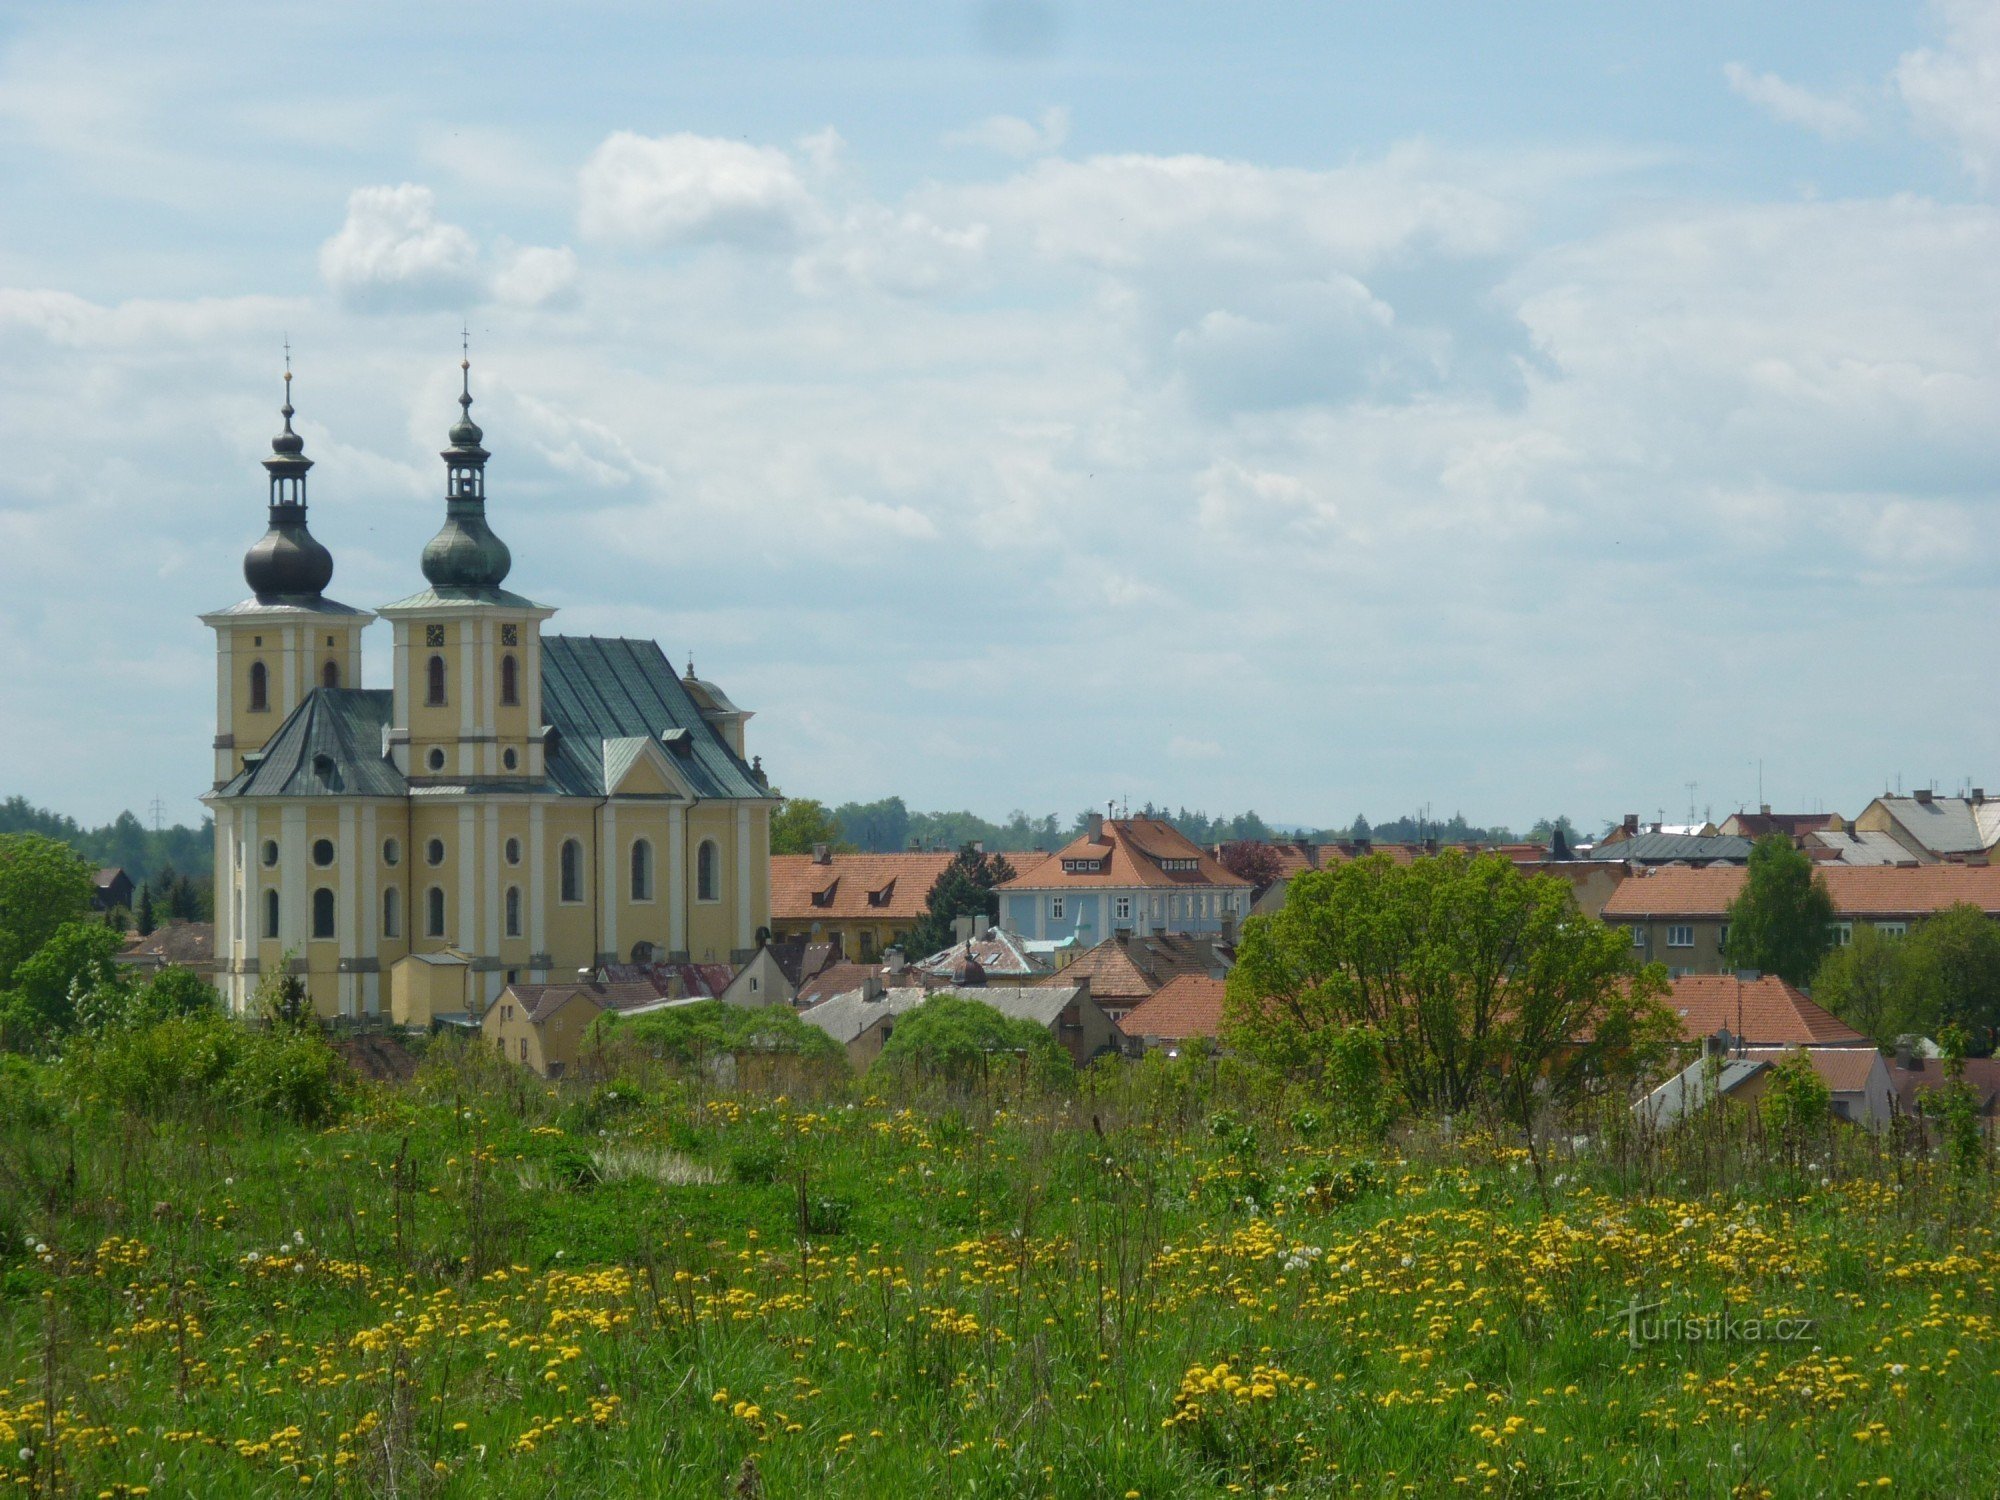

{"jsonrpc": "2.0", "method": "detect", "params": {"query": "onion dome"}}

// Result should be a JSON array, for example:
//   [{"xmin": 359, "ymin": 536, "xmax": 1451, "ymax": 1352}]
[
  {"xmin": 420, "ymin": 354, "xmax": 512, "ymax": 590},
  {"xmin": 243, "ymin": 366, "xmax": 335, "ymax": 602}
]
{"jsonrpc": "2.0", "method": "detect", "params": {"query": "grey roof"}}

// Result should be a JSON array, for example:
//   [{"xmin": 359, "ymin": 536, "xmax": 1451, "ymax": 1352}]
[
  {"xmin": 1637, "ymin": 1055, "xmax": 1769, "ymax": 1127},
  {"xmin": 1805, "ymin": 829, "xmax": 1923, "ymax": 867},
  {"xmin": 541, "ymin": 636, "xmax": 767, "ymax": 801},
  {"xmin": 1871, "ymin": 796, "xmax": 2000, "ymax": 856},
  {"xmin": 377, "ymin": 585, "xmax": 545, "ymax": 612},
  {"xmin": 204, "ymin": 595, "xmax": 369, "ymax": 619},
  {"xmin": 800, "ymin": 984, "xmax": 1086, "ymax": 1046},
  {"xmin": 1587, "ymin": 832, "xmax": 1754, "ymax": 865},
  {"xmin": 215, "ymin": 689, "xmax": 409, "ymax": 799}
]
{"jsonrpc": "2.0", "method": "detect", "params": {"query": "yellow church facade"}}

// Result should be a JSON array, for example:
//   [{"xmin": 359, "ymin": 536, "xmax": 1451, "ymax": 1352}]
[{"xmin": 201, "ymin": 362, "xmax": 774, "ymax": 1020}]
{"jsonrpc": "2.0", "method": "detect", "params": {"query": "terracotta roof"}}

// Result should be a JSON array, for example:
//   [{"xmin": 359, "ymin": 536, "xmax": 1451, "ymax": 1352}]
[
  {"xmin": 770, "ymin": 853, "xmax": 954, "ymax": 922},
  {"xmin": 117, "ymin": 921, "xmax": 216, "ymax": 967},
  {"xmin": 794, "ymin": 961, "xmax": 898, "ymax": 1009},
  {"xmin": 1034, "ymin": 933, "xmax": 1228, "ymax": 1004},
  {"xmin": 1738, "ymin": 1046, "xmax": 1882, "ymax": 1094},
  {"xmin": 1002, "ymin": 818, "xmax": 1251, "ymax": 892},
  {"xmin": 1662, "ymin": 974, "xmax": 1869, "ymax": 1047},
  {"xmin": 1117, "ymin": 975, "xmax": 1226, "ymax": 1041},
  {"xmin": 1603, "ymin": 863, "xmax": 2000, "ymax": 920},
  {"xmin": 1888, "ymin": 1055, "xmax": 2000, "ymax": 1115},
  {"xmin": 503, "ymin": 981, "xmax": 662, "ymax": 1025}
]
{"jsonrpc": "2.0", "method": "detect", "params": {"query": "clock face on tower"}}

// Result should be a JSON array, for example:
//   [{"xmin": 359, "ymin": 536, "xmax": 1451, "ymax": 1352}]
[
  {"xmin": 502, "ymin": 624, "xmax": 519, "ymax": 646},
  {"xmin": 426, "ymin": 624, "xmax": 445, "ymax": 648}
]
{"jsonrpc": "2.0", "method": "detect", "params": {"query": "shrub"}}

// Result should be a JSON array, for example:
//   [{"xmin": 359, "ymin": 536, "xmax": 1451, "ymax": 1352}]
[
  {"xmin": 60, "ymin": 1011, "xmax": 348, "ymax": 1125},
  {"xmin": 871, "ymin": 996, "xmax": 1069, "ymax": 1089},
  {"xmin": 730, "ymin": 1139, "xmax": 782, "ymax": 1185}
]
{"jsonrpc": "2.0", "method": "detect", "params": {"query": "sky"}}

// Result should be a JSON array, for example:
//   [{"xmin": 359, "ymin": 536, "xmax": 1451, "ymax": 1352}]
[{"xmin": 3, "ymin": 1, "xmax": 1999, "ymax": 834}]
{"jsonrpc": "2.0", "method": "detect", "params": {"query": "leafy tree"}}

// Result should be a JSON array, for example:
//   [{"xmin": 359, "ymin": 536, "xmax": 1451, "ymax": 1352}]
[
  {"xmin": 1526, "ymin": 816, "xmax": 1583, "ymax": 847},
  {"xmin": 595, "ymin": 999, "xmax": 843, "ymax": 1068},
  {"xmin": 1759, "ymin": 1049, "xmax": 1830, "ymax": 1168},
  {"xmin": 1218, "ymin": 841, "xmax": 1285, "ymax": 890},
  {"xmin": 769, "ymin": 796, "xmax": 854, "ymax": 857},
  {"xmin": 133, "ymin": 967, "xmax": 222, "ymax": 1024},
  {"xmin": 1224, "ymin": 851, "xmax": 1672, "ymax": 1125},
  {"xmin": 871, "ymin": 994, "xmax": 1067, "ymax": 1084},
  {"xmin": 0, "ymin": 832, "xmax": 96, "ymax": 989},
  {"xmin": 1901, "ymin": 904, "xmax": 2000, "ymax": 1054},
  {"xmin": 2, "ymin": 920, "xmax": 127, "ymax": 1044},
  {"xmin": 1722, "ymin": 835, "xmax": 1835, "ymax": 986},
  {"xmin": 1813, "ymin": 924, "xmax": 1915, "ymax": 1044},
  {"xmin": 904, "ymin": 844, "xmax": 1017, "ymax": 957},
  {"xmin": 830, "ymin": 797, "xmax": 913, "ymax": 854}
]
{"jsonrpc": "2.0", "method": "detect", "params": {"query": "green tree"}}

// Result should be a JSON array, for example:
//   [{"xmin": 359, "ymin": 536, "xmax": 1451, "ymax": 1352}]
[
  {"xmin": 595, "ymin": 999, "xmax": 844, "ymax": 1068},
  {"xmin": 1901, "ymin": 904, "xmax": 2000, "ymax": 1053},
  {"xmin": 1722, "ymin": 835, "xmax": 1835, "ymax": 986},
  {"xmin": 1224, "ymin": 851, "xmax": 1672, "ymax": 1124},
  {"xmin": 871, "ymin": 994, "xmax": 1067, "ymax": 1085},
  {"xmin": 769, "ymin": 796, "xmax": 854, "ymax": 857},
  {"xmin": 1812, "ymin": 924, "xmax": 1916, "ymax": 1044},
  {"xmin": 135, "ymin": 885, "xmax": 156, "ymax": 937},
  {"xmin": 904, "ymin": 844, "xmax": 1017, "ymax": 957},
  {"xmin": 132, "ymin": 966, "xmax": 222, "ymax": 1024},
  {"xmin": 0, "ymin": 832, "xmax": 96, "ymax": 989},
  {"xmin": 2, "ymin": 920, "xmax": 127, "ymax": 1044},
  {"xmin": 1759, "ymin": 1049, "xmax": 1831, "ymax": 1168}
]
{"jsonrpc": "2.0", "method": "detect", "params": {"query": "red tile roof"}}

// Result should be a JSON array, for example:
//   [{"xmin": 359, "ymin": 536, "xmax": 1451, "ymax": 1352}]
[
  {"xmin": 1889, "ymin": 1055, "xmax": 2000, "ymax": 1115},
  {"xmin": 1003, "ymin": 818, "xmax": 1251, "ymax": 892},
  {"xmin": 1032, "ymin": 933, "xmax": 1228, "ymax": 1004},
  {"xmin": 794, "ymin": 961, "xmax": 897, "ymax": 1009},
  {"xmin": 1662, "ymin": 974, "xmax": 1869, "ymax": 1047},
  {"xmin": 1116, "ymin": 975, "xmax": 1226, "ymax": 1041},
  {"xmin": 1602, "ymin": 863, "xmax": 2000, "ymax": 920},
  {"xmin": 1738, "ymin": 1046, "xmax": 1882, "ymax": 1093},
  {"xmin": 770, "ymin": 853, "xmax": 955, "ymax": 923}
]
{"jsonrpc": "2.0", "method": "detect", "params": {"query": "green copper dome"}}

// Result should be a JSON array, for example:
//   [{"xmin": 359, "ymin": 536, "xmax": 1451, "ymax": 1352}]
[{"xmin": 420, "ymin": 357, "xmax": 512, "ymax": 591}]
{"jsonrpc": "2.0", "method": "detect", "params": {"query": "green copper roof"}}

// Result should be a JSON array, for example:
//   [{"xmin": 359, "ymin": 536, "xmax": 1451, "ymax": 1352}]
[
  {"xmin": 216, "ymin": 689, "xmax": 407, "ymax": 799},
  {"xmin": 377, "ymin": 585, "xmax": 545, "ymax": 612},
  {"xmin": 541, "ymin": 636, "xmax": 768, "ymax": 801}
]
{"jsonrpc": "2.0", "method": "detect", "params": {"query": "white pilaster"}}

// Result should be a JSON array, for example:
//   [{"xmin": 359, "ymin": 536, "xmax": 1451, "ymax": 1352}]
[
  {"xmin": 600, "ymin": 802, "xmax": 619, "ymax": 959},
  {"xmin": 360, "ymin": 804, "xmax": 378, "ymax": 1016},
  {"xmin": 668, "ymin": 802, "xmax": 686, "ymax": 955},
  {"xmin": 735, "ymin": 804, "xmax": 753, "ymax": 951},
  {"xmin": 458, "ymin": 803, "xmax": 477, "ymax": 953},
  {"xmin": 529, "ymin": 802, "xmax": 547, "ymax": 957},
  {"xmin": 479, "ymin": 619, "xmax": 497, "ymax": 776},
  {"xmin": 339, "ymin": 803, "xmax": 358, "ymax": 1017},
  {"xmin": 281, "ymin": 627, "xmax": 299, "ymax": 714},
  {"xmin": 483, "ymin": 801, "xmax": 500, "ymax": 959},
  {"xmin": 281, "ymin": 805, "xmax": 306, "ymax": 949}
]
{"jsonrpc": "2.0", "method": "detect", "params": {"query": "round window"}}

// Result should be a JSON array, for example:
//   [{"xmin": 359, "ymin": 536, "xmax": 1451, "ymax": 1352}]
[
  {"xmin": 312, "ymin": 838, "xmax": 335, "ymax": 867},
  {"xmin": 502, "ymin": 747, "xmax": 519, "ymax": 770},
  {"xmin": 260, "ymin": 839, "xmax": 279, "ymax": 868},
  {"xmin": 426, "ymin": 838, "xmax": 446, "ymax": 867},
  {"xmin": 427, "ymin": 747, "xmax": 446, "ymax": 772},
  {"xmin": 382, "ymin": 838, "xmax": 401, "ymax": 867},
  {"xmin": 505, "ymin": 837, "xmax": 522, "ymax": 866}
]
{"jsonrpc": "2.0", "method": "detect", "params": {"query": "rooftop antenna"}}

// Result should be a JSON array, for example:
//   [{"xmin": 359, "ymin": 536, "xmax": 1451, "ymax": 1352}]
[{"xmin": 1685, "ymin": 781, "xmax": 1698, "ymax": 823}]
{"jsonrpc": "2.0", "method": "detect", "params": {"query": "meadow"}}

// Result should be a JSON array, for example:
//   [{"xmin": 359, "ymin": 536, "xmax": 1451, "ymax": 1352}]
[{"xmin": 2, "ymin": 1037, "xmax": 1997, "ymax": 1498}]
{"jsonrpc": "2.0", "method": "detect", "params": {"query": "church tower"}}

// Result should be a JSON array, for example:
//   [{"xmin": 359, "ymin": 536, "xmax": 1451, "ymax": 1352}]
[{"xmin": 200, "ymin": 365, "xmax": 372, "ymax": 785}]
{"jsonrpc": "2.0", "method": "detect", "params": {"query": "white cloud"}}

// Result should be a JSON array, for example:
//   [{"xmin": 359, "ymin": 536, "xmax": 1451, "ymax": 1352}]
[
  {"xmin": 318, "ymin": 184, "xmax": 482, "ymax": 311},
  {"xmin": 1896, "ymin": 0, "xmax": 2000, "ymax": 185},
  {"xmin": 1723, "ymin": 62, "xmax": 1866, "ymax": 140},
  {"xmin": 492, "ymin": 244, "xmax": 581, "ymax": 308},
  {"xmin": 943, "ymin": 106, "xmax": 1071, "ymax": 157},
  {"xmin": 578, "ymin": 131, "xmax": 819, "ymax": 249}
]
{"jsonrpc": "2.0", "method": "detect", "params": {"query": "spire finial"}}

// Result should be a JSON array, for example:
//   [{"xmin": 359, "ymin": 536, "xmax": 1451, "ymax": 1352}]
[{"xmin": 279, "ymin": 337, "xmax": 297, "ymax": 433}]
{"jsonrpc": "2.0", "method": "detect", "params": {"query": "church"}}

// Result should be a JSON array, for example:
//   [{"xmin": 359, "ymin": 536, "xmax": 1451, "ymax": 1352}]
[{"xmin": 202, "ymin": 360, "xmax": 775, "ymax": 1019}]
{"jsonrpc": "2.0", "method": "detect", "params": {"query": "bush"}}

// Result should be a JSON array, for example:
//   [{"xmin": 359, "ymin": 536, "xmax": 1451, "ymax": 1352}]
[
  {"xmin": 730, "ymin": 1139, "xmax": 783, "ymax": 1185},
  {"xmin": 871, "ymin": 996, "xmax": 1069, "ymax": 1088},
  {"xmin": 61, "ymin": 1011, "xmax": 348, "ymax": 1125}
]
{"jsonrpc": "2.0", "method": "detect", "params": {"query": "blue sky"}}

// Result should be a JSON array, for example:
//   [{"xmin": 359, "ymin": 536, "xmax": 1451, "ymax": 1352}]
[{"xmin": 3, "ymin": 0, "xmax": 1998, "ymax": 832}]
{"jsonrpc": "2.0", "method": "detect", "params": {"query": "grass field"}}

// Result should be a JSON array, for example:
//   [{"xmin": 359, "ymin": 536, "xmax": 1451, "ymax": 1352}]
[{"xmin": 2, "ymin": 1040, "xmax": 1997, "ymax": 1497}]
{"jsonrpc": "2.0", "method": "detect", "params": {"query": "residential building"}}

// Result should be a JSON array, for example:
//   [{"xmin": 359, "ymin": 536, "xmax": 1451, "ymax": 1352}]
[
  {"xmin": 1603, "ymin": 865, "xmax": 2000, "ymax": 977},
  {"xmin": 768, "ymin": 848, "xmax": 955, "ymax": 960},
  {"xmin": 1639, "ymin": 1047, "xmax": 1894, "ymax": 1130},
  {"xmin": 94, "ymin": 868, "xmax": 135, "ymax": 914},
  {"xmin": 799, "ymin": 979, "xmax": 1113, "ymax": 1069},
  {"xmin": 1034, "ymin": 930, "xmax": 1231, "ymax": 1024},
  {"xmin": 1583, "ymin": 823, "xmax": 1753, "ymax": 866},
  {"xmin": 998, "ymin": 816, "xmax": 1251, "ymax": 943},
  {"xmin": 1117, "ymin": 974, "xmax": 1226, "ymax": 1055},
  {"xmin": 909, "ymin": 921, "xmax": 1048, "ymax": 984},
  {"xmin": 201, "ymin": 365, "xmax": 774, "ymax": 1019},
  {"xmin": 1804, "ymin": 827, "xmax": 1923, "ymax": 867},
  {"xmin": 1599, "ymin": 815, "xmax": 1719, "ymax": 845},
  {"xmin": 1853, "ymin": 790, "xmax": 2000, "ymax": 863},
  {"xmin": 1888, "ymin": 1048, "xmax": 2000, "ymax": 1119},
  {"xmin": 115, "ymin": 921, "xmax": 218, "ymax": 982},
  {"xmin": 1656, "ymin": 973, "xmax": 1871, "ymax": 1048},
  {"xmin": 481, "ymin": 978, "xmax": 668, "ymax": 1079}
]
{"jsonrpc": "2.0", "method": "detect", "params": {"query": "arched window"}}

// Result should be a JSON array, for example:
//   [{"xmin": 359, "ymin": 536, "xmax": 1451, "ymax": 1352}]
[
  {"xmin": 382, "ymin": 887, "xmax": 400, "ymax": 939},
  {"xmin": 426, "ymin": 655, "xmax": 447, "ymax": 706},
  {"xmin": 505, "ymin": 886, "xmax": 522, "ymax": 938},
  {"xmin": 249, "ymin": 661, "xmax": 269, "ymax": 712},
  {"xmin": 427, "ymin": 886, "xmax": 446, "ymax": 938},
  {"xmin": 312, "ymin": 888, "xmax": 336, "ymax": 940},
  {"xmin": 560, "ymin": 839, "xmax": 583, "ymax": 903},
  {"xmin": 322, "ymin": 660, "xmax": 340, "ymax": 690},
  {"xmin": 697, "ymin": 839, "xmax": 720, "ymax": 902},
  {"xmin": 262, "ymin": 888, "xmax": 280, "ymax": 939},
  {"xmin": 500, "ymin": 653, "xmax": 519, "ymax": 706},
  {"xmin": 630, "ymin": 838, "xmax": 654, "ymax": 902}
]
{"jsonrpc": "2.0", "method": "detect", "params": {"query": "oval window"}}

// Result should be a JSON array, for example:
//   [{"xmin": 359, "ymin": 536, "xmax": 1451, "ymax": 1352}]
[
  {"xmin": 261, "ymin": 839, "xmax": 279, "ymax": 868},
  {"xmin": 382, "ymin": 838, "xmax": 401, "ymax": 867},
  {"xmin": 426, "ymin": 838, "xmax": 446, "ymax": 867},
  {"xmin": 504, "ymin": 837, "xmax": 522, "ymax": 866},
  {"xmin": 427, "ymin": 747, "xmax": 446, "ymax": 772},
  {"xmin": 312, "ymin": 838, "xmax": 335, "ymax": 867}
]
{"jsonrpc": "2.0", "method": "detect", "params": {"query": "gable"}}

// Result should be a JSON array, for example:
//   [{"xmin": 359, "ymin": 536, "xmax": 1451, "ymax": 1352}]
[{"xmin": 603, "ymin": 736, "xmax": 693, "ymax": 799}]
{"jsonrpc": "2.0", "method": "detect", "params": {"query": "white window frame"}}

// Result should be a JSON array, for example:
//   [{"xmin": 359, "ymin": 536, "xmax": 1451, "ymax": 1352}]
[
  {"xmin": 1666, "ymin": 924, "xmax": 1694, "ymax": 948},
  {"xmin": 1114, "ymin": 896, "xmax": 1131, "ymax": 921},
  {"xmin": 1051, "ymin": 896, "xmax": 1065, "ymax": 921},
  {"xmin": 1875, "ymin": 921, "xmax": 1907, "ymax": 939},
  {"xmin": 1829, "ymin": 920, "xmax": 1853, "ymax": 948},
  {"xmin": 1629, "ymin": 925, "xmax": 1646, "ymax": 948}
]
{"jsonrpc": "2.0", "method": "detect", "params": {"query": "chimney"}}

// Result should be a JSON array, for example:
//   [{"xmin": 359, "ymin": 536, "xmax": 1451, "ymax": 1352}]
[
  {"xmin": 909, "ymin": 838, "xmax": 922, "ymax": 852},
  {"xmin": 1975, "ymin": 789, "xmax": 1987, "ymax": 806},
  {"xmin": 811, "ymin": 842, "xmax": 831, "ymax": 865},
  {"xmin": 884, "ymin": 946, "xmax": 906, "ymax": 974},
  {"xmin": 1759, "ymin": 803, "xmax": 1771, "ymax": 816},
  {"xmin": 1353, "ymin": 835, "xmax": 1372, "ymax": 855},
  {"xmin": 1915, "ymin": 788, "xmax": 1934, "ymax": 805},
  {"xmin": 1088, "ymin": 812, "xmax": 1104, "ymax": 839},
  {"xmin": 1422, "ymin": 836, "xmax": 1439, "ymax": 857},
  {"xmin": 1895, "ymin": 1038, "xmax": 1915, "ymax": 1070},
  {"xmin": 860, "ymin": 975, "xmax": 884, "ymax": 1002},
  {"xmin": 953, "ymin": 913, "xmax": 974, "ymax": 944},
  {"xmin": 971, "ymin": 840, "xmax": 984, "ymax": 855},
  {"xmin": 1733, "ymin": 969, "xmax": 1762, "ymax": 983},
  {"xmin": 1623, "ymin": 814, "xmax": 1639, "ymax": 834}
]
